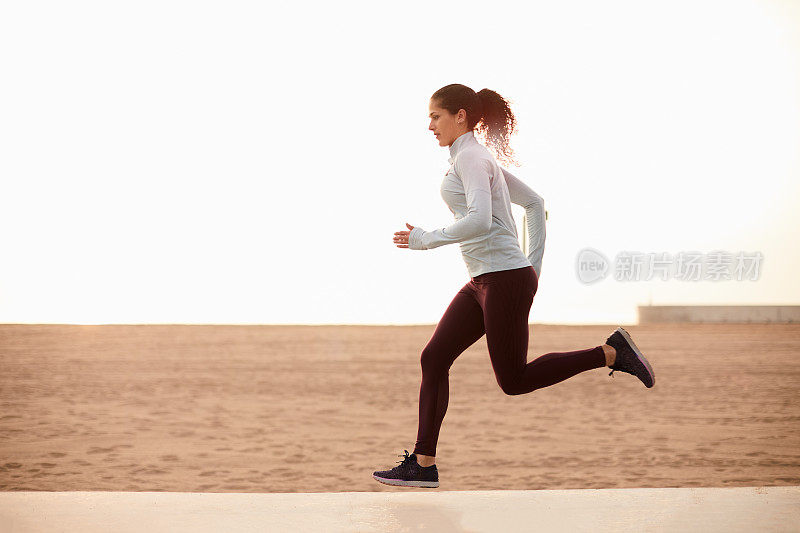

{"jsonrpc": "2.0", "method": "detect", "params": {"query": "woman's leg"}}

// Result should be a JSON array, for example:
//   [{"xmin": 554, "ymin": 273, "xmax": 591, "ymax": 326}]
[
  {"xmin": 413, "ymin": 282, "xmax": 485, "ymax": 459},
  {"xmin": 483, "ymin": 267, "xmax": 606, "ymax": 395}
]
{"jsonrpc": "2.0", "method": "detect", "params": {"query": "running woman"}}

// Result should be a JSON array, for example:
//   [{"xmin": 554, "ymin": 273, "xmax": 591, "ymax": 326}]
[{"xmin": 372, "ymin": 84, "xmax": 655, "ymax": 489}]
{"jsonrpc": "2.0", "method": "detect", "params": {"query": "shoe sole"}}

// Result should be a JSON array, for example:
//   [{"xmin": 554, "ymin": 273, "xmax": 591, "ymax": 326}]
[
  {"xmin": 372, "ymin": 474, "xmax": 439, "ymax": 488},
  {"xmin": 616, "ymin": 327, "xmax": 656, "ymax": 388}
]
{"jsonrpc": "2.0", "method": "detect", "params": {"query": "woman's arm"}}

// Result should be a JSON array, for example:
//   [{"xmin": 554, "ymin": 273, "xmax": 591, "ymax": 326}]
[
  {"xmin": 408, "ymin": 151, "xmax": 492, "ymax": 250},
  {"xmin": 501, "ymin": 166, "xmax": 546, "ymax": 277}
]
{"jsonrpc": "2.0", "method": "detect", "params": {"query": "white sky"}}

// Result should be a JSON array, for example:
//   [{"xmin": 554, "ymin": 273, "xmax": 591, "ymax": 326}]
[{"xmin": 1, "ymin": 0, "xmax": 798, "ymax": 325}]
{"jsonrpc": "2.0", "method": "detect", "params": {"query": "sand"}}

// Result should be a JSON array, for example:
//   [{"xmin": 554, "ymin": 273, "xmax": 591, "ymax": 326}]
[{"xmin": 1, "ymin": 323, "xmax": 798, "ymax": 492}]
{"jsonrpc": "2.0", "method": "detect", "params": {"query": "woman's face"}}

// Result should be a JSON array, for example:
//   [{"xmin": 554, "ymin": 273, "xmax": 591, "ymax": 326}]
[{"xmin": 428, "ymin": 99, "xmax": 467, "ymax": 147}]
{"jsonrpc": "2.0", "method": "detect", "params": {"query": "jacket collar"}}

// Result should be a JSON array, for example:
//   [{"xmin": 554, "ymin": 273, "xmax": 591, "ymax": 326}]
[{"xmin": 448, "ymin": 130, "xmax": 475, "ymax": 164}]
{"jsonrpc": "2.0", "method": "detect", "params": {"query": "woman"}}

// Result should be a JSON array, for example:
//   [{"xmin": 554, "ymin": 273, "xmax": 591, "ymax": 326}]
[{"xmin": 372, "ymin": 84, "xmax": 655, "ymax": 489}]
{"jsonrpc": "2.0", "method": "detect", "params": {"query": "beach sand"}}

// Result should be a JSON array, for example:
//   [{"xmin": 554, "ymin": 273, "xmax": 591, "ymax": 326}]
[{"xmin": 1, "ymin": 324, "xmax": 798, "ymax": 492}]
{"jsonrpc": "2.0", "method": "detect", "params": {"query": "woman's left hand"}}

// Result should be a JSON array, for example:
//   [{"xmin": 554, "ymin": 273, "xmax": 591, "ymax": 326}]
[{"xmin": 393, "ymin": 222, "xmax": 415, "ymax": 248}]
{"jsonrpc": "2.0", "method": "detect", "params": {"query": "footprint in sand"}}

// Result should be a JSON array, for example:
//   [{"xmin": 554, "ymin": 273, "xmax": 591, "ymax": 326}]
[
  {"xmin": 87, "ymin": 444, "xmax": 133, "ymax": 455},
  {"xmin": 87, "ymin": 447, "xmax": 116, "ymax": 454}
]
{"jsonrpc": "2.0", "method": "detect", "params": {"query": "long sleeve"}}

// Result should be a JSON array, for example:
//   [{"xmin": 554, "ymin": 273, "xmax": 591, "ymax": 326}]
[
  {"xmin": 501, "ymin": 166, "xmax": 546, "ymax": 277},
  {"xmin": 409, "ymin": 151, "xmax": 492, "ymax": 250}
]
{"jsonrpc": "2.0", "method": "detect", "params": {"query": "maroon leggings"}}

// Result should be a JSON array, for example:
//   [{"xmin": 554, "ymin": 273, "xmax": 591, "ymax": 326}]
[{"xmin": 413, "ymin": 265, "xmax": 606, "ymax": 457}]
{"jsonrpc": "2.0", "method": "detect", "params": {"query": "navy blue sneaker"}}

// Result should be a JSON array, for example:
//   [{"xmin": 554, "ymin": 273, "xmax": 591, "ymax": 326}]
[
  {"xmin": 606, "ymin": 327, "xmax": 655, "ymax": 388},
  {"xmin": 372, "ymin": 450, "xmax": 439, "ymax": 488}
]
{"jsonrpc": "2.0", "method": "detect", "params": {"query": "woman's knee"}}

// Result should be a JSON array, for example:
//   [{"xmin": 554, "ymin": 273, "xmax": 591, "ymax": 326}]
[
  {"xmin": 420, "ymin": 344, "xmax": 448, "ymax": 377},
  {"xmin": 496, "ymin": 375, "xmax": 524, "ymax": 396}
]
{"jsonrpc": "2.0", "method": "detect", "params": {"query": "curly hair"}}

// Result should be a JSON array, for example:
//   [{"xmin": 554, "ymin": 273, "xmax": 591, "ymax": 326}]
[{"xmin": 431, "ymin": 84, "xmax": 519, "ymax": 167}]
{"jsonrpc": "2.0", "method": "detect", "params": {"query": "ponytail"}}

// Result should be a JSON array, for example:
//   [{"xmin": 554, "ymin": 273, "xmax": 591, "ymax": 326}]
[{"xmin": 475, "ymin": 89, "xmax": 517, "ymax": 167}]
